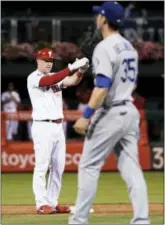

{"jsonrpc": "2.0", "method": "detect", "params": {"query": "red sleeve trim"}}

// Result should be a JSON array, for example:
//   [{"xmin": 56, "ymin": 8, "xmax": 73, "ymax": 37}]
[{"xmin": 39, "ymin": 68, "xmax": 70, "ymax": 87}]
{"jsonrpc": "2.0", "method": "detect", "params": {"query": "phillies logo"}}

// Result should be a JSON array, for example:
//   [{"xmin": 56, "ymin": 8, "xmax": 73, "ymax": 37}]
[
  {"xmin": 43, "ymin": 84, "xmax": 63, "ymax": 93},
  {"xmin": 51, "ymin": 84, "xmax": 62, "ymax": 93}
]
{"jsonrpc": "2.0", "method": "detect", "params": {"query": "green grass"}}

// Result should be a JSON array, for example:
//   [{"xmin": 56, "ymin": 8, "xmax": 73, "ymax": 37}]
[
  {"xmin": 2, "ymin": 172, "xmax": 164, "ymax": 205},
  {"xmin": 1, "ymin": 172, "xmax": 164, "ymax": 224},
  {"xmin": 2, "ymin": 214, "xmax": 164, "ymax": 224}
]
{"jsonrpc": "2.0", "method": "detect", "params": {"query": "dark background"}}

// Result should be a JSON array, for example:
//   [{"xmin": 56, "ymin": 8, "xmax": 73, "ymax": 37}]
[
  {"xmin": 2, "ymin": 1, "xmax": 164, "ymax": 100},
  {"xmin": 2, "ymin": 1, "xmax": 164, "ymax": 15},
  {"xmin": 1, "ymin": 1, "xmax": 164, "ymax": 141}
]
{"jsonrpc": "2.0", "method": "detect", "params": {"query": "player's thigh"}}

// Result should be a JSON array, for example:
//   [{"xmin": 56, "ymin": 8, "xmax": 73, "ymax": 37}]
[
  {"xmin": 32, "ymin": 122, "xmax": 54, "ymax": 167},
  {"xmin": 114, "ymin": 133, "xmax": 140, "ymax": 168},
  {"xmin": 114, "ymin": 134, "xmax": 145, "ymax": 186},
  {"xmin": 80, "ymin": 122, "xmax": 124, "ymax": 169},
  {"xmin": 51, "ymin": 129, "xmax": 66, "ymax": 174},
  {"xmin": 79, "ymin": 107, "xmax": 133, "ymax": 169}
]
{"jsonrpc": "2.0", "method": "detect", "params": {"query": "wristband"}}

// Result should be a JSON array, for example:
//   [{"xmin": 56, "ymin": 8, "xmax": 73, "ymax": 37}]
[
  {"xmin": 83, "ymin": 106, "xmax": 95, "ymax": 119},
  {"xmin": 77, "ymin": 71, "xmax": 83, "ymax": 78}
]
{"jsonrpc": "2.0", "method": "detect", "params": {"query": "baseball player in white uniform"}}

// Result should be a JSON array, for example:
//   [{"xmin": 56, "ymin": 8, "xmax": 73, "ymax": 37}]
[
  {"xmin": 2, "ymin": 82, "xmax": 21, "ymax": 140},
  {"xmin": 27, "ymin": 48, "xmax": 89, "ymax": 214},
  {"xmin": 69, "ymin": 2, "xmax": 149, "ymax": 224}
]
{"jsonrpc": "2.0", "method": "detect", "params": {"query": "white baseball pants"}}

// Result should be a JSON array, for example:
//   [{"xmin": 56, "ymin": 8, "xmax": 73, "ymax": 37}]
[
  {"xmin": 31, "ymin": 121, "xmax": 66, "ymax": 209},
  {"xmin": 6, "ymin": 120, "xmax": 19, "ymax": 140}
]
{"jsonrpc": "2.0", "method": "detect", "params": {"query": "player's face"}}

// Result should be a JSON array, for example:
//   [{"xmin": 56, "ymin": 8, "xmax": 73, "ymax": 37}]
[
  {"xmin": 37, "ymin": 59, "xmax": 53, "ymax": 73},
  {"xmin": 8, "ymin": 82, "xmax": 14, "ymax": 91}
]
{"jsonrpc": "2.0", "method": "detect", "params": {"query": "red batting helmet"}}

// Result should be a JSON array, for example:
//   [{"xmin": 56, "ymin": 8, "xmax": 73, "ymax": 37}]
[{"xmin": 36, "ymin": 48, "xmax": 55, "ymax": 60}]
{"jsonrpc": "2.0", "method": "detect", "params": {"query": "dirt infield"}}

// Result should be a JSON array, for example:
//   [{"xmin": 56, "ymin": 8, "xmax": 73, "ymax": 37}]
[{"xmin": 2, "ymin": 203, "xmax": 163, "ymax": 215}]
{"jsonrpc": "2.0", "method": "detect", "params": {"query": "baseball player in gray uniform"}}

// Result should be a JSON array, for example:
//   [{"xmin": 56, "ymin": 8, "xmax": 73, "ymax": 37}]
[{"xmin": 69, "ymin": 2, "xmax": 149, "ymax": 224}]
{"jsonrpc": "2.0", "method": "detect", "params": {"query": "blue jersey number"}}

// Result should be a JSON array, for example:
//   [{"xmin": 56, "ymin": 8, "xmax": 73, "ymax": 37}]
[{"xmin": 121, "ymin": 58, "xmax": 136, "ymax": 82}]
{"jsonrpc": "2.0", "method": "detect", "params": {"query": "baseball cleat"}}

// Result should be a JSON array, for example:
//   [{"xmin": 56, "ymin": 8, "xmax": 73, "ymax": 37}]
[
  {"xmin": 54, "ymin": 204, "xmax": 71, "ymax": 213},
  {"xmin": 37, "ymin": 205, "xmax": 56, "ymax": 214}
]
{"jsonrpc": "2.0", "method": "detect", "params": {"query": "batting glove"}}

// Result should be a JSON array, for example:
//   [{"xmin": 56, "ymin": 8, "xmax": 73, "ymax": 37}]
[
  {"xmin": 68, "ymin": 57, "xmax": 89, "ymax": 72},
  {"xmin": 75, "ymin": 57, "xmax": 90, "ymax": 73},
  {"xmin": 79, "ymin": 63, "xmax": 90, "ymax": 73}
]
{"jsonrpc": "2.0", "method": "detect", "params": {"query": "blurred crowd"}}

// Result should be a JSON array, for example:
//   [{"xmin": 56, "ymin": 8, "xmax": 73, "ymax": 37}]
[
  {"xmin": 2, "ymin": 1, "xmax": 164, "ymax": 45},
  {"xmin": 1, "ymin": 1, "xmax": 164, "ymax": 144},
  {"xmin": 1, "ymin": 81, "xmax": 164, "ymax": 143}
]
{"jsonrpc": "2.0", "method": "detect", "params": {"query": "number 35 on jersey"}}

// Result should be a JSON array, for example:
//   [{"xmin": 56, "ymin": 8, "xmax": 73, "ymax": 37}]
[{"xmin": 121, "ymin": 58, "xmax": 137, "ymax": 83}]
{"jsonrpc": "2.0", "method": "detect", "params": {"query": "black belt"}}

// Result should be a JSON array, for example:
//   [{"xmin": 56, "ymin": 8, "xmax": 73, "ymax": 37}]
[
  {"xmin": 34, "ymin": 119, "xmax": 63, "ymax": 124},
  {"xmin": 112, "ymin": 100, "xmax": 130, "ymax": 107}
]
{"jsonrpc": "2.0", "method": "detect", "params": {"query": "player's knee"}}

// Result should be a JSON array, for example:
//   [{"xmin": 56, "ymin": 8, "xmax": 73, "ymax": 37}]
[
  {"xmin": 79, "ymin": 162, "xmax": 101, "ymax": 173},
  {"xmin": 134, "ymin": 182, "xmax": 147, "ymax": 192},
  {"xmin": 134, "ymin": 171, "xmax": 147, "ymax": 189},
  {"xmin": 79, "ymin": 155, "xmax": 103, "ymax": 170},
  {"xmin": 34, "ymin": 163, "xmax": 49, "ymax": 175},
  {"xmin": 79, "ymin": 159, "xmax": 94, "ymax": 170},
  {"xmin": 128, "ymin": 176, "xmax": 148, "ymax": 195}
]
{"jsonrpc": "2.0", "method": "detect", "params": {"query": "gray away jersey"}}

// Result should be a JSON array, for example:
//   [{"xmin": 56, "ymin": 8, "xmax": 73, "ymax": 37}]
[{"xmin": 92, "ymin": 33, "xmax": 138, "ymax": 106}]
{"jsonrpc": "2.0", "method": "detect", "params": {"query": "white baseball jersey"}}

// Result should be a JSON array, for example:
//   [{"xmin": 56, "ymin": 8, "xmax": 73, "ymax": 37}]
[
  {"xmin": 27, "ymin": 70, "xmax": 65, "ymax": 120},
  {"xmin": 1, "ymin": 91, "xmax": 21, "ymax": 112},
  {"xmin": 92, "ymin": 33, "xmax": 138, "ymax": 106}
]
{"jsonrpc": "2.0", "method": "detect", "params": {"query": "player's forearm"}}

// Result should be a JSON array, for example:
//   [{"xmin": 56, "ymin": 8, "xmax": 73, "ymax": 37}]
[
  {"xmin": 82, "ymin": 87, "xmax": 108, "ymax": 119},
  {"xmin": 88, "ymin": 87, "xmax": 108, "ymax": 109},
  {"xmin": 39, "ymin": 67, "xmax": 71, "ymax": 87},
  {"xmin": 62, "ymin": 71, "xmax": 83, "ymax": 87}
]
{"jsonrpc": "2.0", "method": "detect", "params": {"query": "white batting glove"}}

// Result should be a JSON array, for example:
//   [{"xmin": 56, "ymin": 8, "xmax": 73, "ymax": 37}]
[
  {"xmin": 75, "ymin": 58, "xmax": 90, "ymax": 73},
  {"xmin": 68, "ymin": 57, "xmax": 89, "ymax": 72},
  {"xmin": 79, "ymin": 63, "xmax": 90, "ymax": 73}
]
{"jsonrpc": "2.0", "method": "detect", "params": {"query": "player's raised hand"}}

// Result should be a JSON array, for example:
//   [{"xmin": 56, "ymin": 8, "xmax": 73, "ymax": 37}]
[
  {"xmin": 74, "ymin": 58, "xmax": 89, "ymax": 74},
  {"xmin": 75, "ymin": 58, "xmax": 90, "ymax": 74},
  {"xmin": 79, "ymin": 62, "xmax": 90, "ymax": 73},
  {"xmin": 68, "ymin": 57, "xmax": 89, "ymax": 72}
]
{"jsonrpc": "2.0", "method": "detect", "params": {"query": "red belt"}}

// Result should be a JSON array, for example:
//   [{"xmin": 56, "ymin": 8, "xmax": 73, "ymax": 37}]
[{"xmin": 35, "ymin": 119, "xmax": 63, "ymax": 124}]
